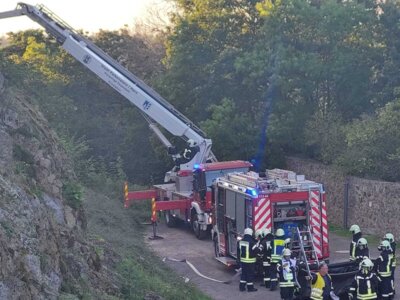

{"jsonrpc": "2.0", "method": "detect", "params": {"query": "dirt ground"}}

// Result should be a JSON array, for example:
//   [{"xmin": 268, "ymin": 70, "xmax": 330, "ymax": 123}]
[{"xmin": 146, "ymin": 222, "xmax": 400, "ymax": 300}]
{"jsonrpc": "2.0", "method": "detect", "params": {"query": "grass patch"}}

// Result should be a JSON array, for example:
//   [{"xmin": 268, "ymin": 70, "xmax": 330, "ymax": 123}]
[
  {"xmin": 363, "ymin": 233, "xmax": 382, "ymax": 246},
  {"xmin": 328, "ymin": 223, "xmax": 351, "ymax": 238},
  {"xmin": 84, "ymin": 187, "xmax": 211, "ymax": 300},
  {"xmin": 118, "ymin": 257, "xmax": 210, "ymax": 300},
  {"xmin": 329, "ymin": 223, "xmax": 381, "ymax": 246}
]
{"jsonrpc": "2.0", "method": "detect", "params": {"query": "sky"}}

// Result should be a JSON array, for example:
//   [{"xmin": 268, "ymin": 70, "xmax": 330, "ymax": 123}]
[{"xmin": 0, "ymin": 0, "xmax": 168, "ymax": 36}]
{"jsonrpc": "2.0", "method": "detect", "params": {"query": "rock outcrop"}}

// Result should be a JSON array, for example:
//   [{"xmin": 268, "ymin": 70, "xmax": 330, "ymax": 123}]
[{"xmin": 0, "ymin": 80, "xmax": 120, "ymax": 299}]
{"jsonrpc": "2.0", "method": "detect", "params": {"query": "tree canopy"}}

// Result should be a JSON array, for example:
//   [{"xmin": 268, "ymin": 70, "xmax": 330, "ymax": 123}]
[{"xmin": 3, "ymin": 0, "xmax": 400, "ymax": 182}]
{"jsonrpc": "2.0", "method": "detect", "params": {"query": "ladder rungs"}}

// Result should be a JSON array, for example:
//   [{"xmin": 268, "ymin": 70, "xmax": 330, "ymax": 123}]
[{"xmin": 293, "ymin": 226, "xmax": 320, "ymax": 266}]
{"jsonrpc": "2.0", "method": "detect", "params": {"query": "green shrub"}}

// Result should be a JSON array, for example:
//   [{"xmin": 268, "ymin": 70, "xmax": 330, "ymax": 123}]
[{"xmin": 62, "ymin": 181, "xmax": 83, "ymax": 209}]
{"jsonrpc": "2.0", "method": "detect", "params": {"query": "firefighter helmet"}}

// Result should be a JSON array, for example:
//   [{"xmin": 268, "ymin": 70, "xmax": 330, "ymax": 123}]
[
  {"xmin": 379, "ymin": 240, "xmax": 391, "ymax": 251},
  {"xmin": 283, "ymin": 248, "xmax": 291, "ymax": 257},
  {"xmin": 255, "ymin": 229, "xmax": 264, "ymax": 239},
  {"xmin": 384, "ymin": 233, "xmax": 395, "ymax": 243},
  {"xmin": 187, "ymin": 139, "xmax": 196, "ymax": 147},
  {"xmin": 359, "ymin": 258, "xmax": 374, "ymax": 273},
  {"xmin": 357, "ymin": 238, "xmax": 368, "ymax": 248},
  {"xmin": 349, "ymin": 224, "xmax": 361, "ymax": 234},
  {"xmin": 244, "ymin": 228, "xmax": 253, "ymax": 236},
  {"xmin": 263, "ymin": 228, "xmax": 271, "ymax": 236},
  {"xmin": 275, "ymin": 228, "xmax": 285, "ymax": 237}
]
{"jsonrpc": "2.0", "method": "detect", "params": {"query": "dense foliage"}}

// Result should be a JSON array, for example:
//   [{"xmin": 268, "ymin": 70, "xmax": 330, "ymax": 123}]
[
  {"xmin": 2, "ymin": 0, "xmax": 400, "ymax": 182},
  {"xmin": 160, "ymin": 0, "xmax": 400, "ymax": 180}
]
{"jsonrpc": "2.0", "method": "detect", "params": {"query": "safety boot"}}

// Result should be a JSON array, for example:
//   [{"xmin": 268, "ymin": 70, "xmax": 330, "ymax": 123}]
[
  {"xmin": 265, "ymin": 280, "xmax": 271, "ymax": 289},
  {"xmin": 247, "ymin": 284, "xmax": 257, "ymax": 292}
]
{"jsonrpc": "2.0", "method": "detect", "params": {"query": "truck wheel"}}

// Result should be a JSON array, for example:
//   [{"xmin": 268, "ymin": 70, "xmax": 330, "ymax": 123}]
[
  {"xmin": 213, "ymin": 235, "xmax": 221, "ymax": 257},
  {"xmin": 191, "ymin": 213, "xmax": 207, "ymax": 240},
  {"xmin": 165, "ymin": 211, "xmax": 177, "ymax": 228}
]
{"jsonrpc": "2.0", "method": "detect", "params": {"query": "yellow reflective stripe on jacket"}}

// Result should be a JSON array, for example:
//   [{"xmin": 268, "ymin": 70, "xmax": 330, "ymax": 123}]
[
  {"xmin": 311, "ymin": 273, "xmax": 331, "ymax": 300},
  {"xmin": 358, "ymin": 293, "xmax": 377, "ymax": 300},
  {"xmin": 350, "ymin": 240, "xmax": 357, "ymax": 259},
  {"xmin": 280, "ymin": 281, "xmax": 295, "ymax": 287},
  {"xmin": 378, "ymin": 256, "xmax": 392, "ymax": 277},
  {"xmin": 271, "ymin": 239, "xmax": 285, "ymax": 262},
  {"xmin": 356, "ymin": 277, "xmax": 377, "ymax": 300},
  {"xmin": 389, "ymin": 253, "xmax": 396, "ymax": 268},
  {"xmin": 239, "ymin": 240, "xmax": 256, "ymax": 263}
]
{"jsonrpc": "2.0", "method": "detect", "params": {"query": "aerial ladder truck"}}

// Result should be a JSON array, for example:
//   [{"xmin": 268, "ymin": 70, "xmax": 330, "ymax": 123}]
[
  {"xmin": 0, "ymin": 4, "xmax": 332, "ymax": 263},
  {"xmin": 0, "ymin": 3, "xmax": 252, "ymax": 239}
]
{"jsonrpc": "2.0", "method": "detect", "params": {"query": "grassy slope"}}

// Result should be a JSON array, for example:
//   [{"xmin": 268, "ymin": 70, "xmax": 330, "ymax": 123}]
[
  {"xmin": 83, "ymin": 188, "xmax": 211, "ymax": 300},
  {"xmin": 329, "ymin": 223, "xmax": 381, "ymax": 246}
]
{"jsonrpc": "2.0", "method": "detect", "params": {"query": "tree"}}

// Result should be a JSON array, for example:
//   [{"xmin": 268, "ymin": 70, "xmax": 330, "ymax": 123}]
[
  {"xmin": 201, "ymin": 98, "xmax": 260, "ymax": 160},
  {"xmin": 337, "ymin": 99, "xmax": 400, "ymax": 181},
  {"xmin": 1, "ymin": 28, "xmax": 168, "ymax": 184},
  {"xmin": 159, "ymin": 0, "xmax": 263, "ymax": 122},
  {"xmin": 239, "ymin": 0, "xmax": 383, "ymax": 157}
]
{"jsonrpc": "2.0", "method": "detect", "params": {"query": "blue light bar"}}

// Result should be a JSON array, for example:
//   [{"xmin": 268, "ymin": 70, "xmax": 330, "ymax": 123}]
[
  {"xmin": 194, "ymin": 164, "xmax": 200, "ymax": 169},
  {"xmin": 246, "ymin": 188, "xmax": 258, "ymax": 197}
]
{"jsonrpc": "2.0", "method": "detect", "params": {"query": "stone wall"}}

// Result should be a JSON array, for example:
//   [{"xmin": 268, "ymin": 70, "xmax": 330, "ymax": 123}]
[{"xmin": 286, "ymin": 157, "xmax": 400, "ymax": 238}]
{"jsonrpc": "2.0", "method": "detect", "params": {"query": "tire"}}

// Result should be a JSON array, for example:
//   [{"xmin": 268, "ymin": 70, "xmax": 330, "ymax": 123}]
[
  {"xmin": 165, "ymin": 211, "xmax": 177, "ymax": 228},
  {"xmin": 191, "ymin": 213, "xmax": 208, "ymax": 240}
]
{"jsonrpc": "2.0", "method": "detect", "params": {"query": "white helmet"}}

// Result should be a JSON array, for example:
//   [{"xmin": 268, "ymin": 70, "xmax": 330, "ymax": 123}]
[
  {"xmin": 275, "ymin": 228, "xmax": 285, "ymax": 237},
  {"xmin": 263, "ymin": 228, "xmax": 271, "ymax": 236},
  {"xmin": 283, "ymin": 248, "xmax": 291, "ymax": 257},
  {"xmin": 244, "ymin": 228, "xmax": 253, "ymax": 236},
  {"xmin": 359, "ymin": 258, "xmax": 374, "ymax": 273},
  {"xmin": 384, "ymin": 233, "xmax": 395, "ymax": 243},
  {"xmin": 357, "ymin": 238, "xmax": 368, "ymax": 247},
  {"xmin": 187, "ymin": 139, "xmax": 196, "ymax": 147},
  {"xmin": 255, "ymin": 229, "xmax": 264, "ymax": 239},
  {"xmin": 379, "ymin": 240, "xmax": 392, "ymax": 251},
  {"xmin": 349, "ymin": 224, "xmax": 361, "ymax": 234}
]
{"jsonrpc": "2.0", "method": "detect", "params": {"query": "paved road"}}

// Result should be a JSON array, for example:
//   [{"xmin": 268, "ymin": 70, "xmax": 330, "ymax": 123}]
[{"xmin": 146, "ymin": 223, "xmax": 399, "ymax": 300}]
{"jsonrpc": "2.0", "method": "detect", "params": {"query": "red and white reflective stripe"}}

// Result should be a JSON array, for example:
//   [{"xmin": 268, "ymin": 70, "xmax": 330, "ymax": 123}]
[
  {"xmin": 321, "ymin": 195, "xmax": 329, "ymax": 245},
  {"xmin": 254, "ymin": 198, "xmax": 272, "ymax": 231},
  {"xmin": 310, "ymin": 190, "xmax": 322, "ymax": 258},
  {"xmin": 219, "ymin": 233, "xmax": 226, "ymax": 255}
]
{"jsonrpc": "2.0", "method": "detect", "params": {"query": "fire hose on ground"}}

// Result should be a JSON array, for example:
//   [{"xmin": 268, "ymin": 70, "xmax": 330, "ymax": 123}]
[{"xmin": 162, "ymin": 257, "xmax": 241, "ymax": 284}]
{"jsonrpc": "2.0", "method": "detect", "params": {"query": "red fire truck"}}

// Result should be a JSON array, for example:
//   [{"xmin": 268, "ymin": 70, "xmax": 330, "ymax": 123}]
[{"xmin": 211, "ymin": 169, "xmax": 329, "ymax": 266}]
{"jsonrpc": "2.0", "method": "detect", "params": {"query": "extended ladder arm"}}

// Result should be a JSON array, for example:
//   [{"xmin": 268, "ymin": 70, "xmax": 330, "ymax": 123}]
[{"xmin": 0, "ymin": 3, "xmax": 214, "ymax": 171}]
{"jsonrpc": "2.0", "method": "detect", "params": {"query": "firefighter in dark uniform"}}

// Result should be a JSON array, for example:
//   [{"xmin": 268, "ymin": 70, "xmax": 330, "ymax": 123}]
[
  {"xmin": 355, "ymin": 238, "xmax": 370, "ymax": 262},
  {"xmin": 261, "ymin": 228, "xmax": 274, "ymax": 288},
  {"xmin": 374, "ymin": 240, "xmax": 394, "ymax": 300},
  {"xmin": 384, "ymin": 233, "xmax": 396, "ymax": 295},
  {"xmin": 175, "ymin": 139, "xmax": 200, "ymax": 167},
  {"xmin": 349, "ymin": 224, "xmax": 362, "ymax": 261},
  {"xmin": 349, "ymin": 258, "xmax": 379, "ymax": 300},
  {"xmin": 277, "ymin": 248, "xmax": 297, "ymax": 300},
  {"xmin": 254, "ymin": 228, "xmax": 265, "ymax": 282},
  {"xmin": 270, "ymin": 228, "xmax": 286, "ymax": 291},
  {"xmin": 238, "ymin": 228, "xmax": 259, "ymax": 292}
]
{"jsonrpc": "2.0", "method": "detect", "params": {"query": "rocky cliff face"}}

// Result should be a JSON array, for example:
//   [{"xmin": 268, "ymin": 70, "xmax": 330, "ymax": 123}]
[{"xmin": 0, "ymin": 74, "xmax": 120, "ymax": 299}]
